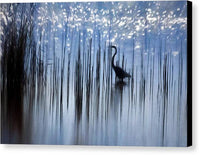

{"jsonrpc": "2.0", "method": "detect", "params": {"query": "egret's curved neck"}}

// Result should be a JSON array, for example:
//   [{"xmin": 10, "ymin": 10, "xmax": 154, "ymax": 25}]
[{"xmin": 111, "ymin": 46, "xmax": 117, "ymax": 68}]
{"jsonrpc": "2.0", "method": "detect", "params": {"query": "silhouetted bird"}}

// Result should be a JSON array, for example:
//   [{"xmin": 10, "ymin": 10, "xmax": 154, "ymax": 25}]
[{"xmin": 111, "ymin": 45, "xmax": 131, "ymax": 81}]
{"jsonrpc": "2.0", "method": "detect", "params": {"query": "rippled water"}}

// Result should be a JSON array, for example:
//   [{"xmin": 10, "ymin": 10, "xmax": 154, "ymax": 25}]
[{"xmin": 1, "ymin": 1, "xmax": 188, "ymax": 146}]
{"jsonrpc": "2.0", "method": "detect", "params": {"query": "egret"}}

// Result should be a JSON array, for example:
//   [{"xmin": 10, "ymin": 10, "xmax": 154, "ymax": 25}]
[{"xmin": 110, "ymin": 45, "xmax": 131, "ymax": 81}]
